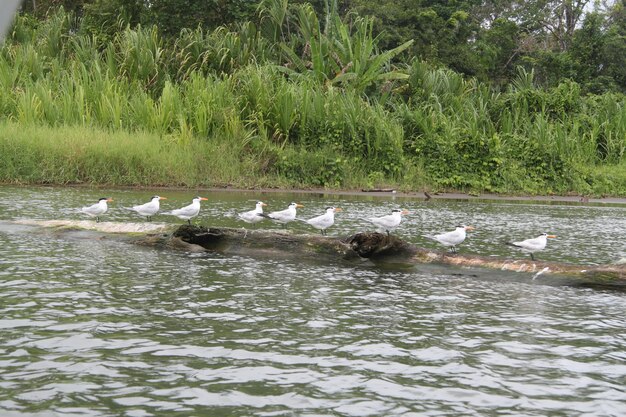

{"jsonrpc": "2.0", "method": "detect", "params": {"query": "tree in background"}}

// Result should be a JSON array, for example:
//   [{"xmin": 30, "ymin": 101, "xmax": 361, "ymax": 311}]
[
  {"xmin": 14, "ymin": 0, "xmax": 626, "ymax": 93},
  {"xmin": 80, "ymin": 0, "xmax": 145, "ymax": 43},
  {"xmin": 146, "ymin": 0, "xmax": 258, "ymax": 37},
  {"xmin": 346, "ymin": 0, "xmax": 483, "ymax": 75},
  {"xmin": 19, "ymin": 0, "xmax": 87, "ymax": 17},
  {"xmin": 473, "ymin": 17, "xmax": 521, "ymax": 85},
  {"xmin": 599, "ymin": 0, "xmax": 626, "ymax": 93}
]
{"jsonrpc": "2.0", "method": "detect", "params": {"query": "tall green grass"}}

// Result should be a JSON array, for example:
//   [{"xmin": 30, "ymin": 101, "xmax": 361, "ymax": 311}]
[
  {"xmin": 399, "ymin": 61, "xmax": 626, "ymax": 194},
  {"xmin": 0, "ymin": 6, "xmax": 624, "ymax": 195},
  {"xmin": 0, "ymin": 122, "xmax": 257, "ymax": 186}
]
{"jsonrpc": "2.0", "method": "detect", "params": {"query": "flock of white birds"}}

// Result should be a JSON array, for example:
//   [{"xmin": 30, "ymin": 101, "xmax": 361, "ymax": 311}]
[{"xmin": 80, "ymin": 196, "xmax": 556, "ymax": 260}]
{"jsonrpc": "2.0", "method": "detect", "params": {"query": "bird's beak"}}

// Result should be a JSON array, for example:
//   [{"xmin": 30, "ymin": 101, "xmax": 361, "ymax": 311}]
[
  {"xmin": 465, "ymin": 226, "xmax": 475, "ymax": 231},
  {"xmin": 296, "ymin": 204, "xmax": 304, "ymax": 208},
  {"xmin": 401, "ymin": 210, "xmax": 409, "ymax": 215},
  {"xmin": 334, "ymin": 207, "xmax": 343, "ymax": 212},
  {"xmin": 261, "ymin": 203, "xmax": 267, "ymax": 206},
  {"xmin": 159, "ymin": 197, "xmax": 167, "ymax": 200},
  {"xmin": 547, "ymin": 235, "xmax": 557, "ymax": 238},
  {"xmin": 200, "ymin": 197, "xmax": 208, "ymax": 201},
  {"xmin": 107, "ymin": 198, "xmax": 114, "ymax": 202}
]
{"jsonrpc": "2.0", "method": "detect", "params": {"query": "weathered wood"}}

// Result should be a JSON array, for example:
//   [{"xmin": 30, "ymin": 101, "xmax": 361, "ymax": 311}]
[
  {"xmin": 15, "ymin": 219, "xmax": 172, "ymax": 234},
  {"xmin": 361, "ymin": 188, "xmax": 396, "ymax": 193},
  {"xmin": 139, "ymin": 225, "xmax": 363, "ymax": 261},
  {"xmin": 137, "ymin": 225, "xmax": 626, "ymax": 289}
]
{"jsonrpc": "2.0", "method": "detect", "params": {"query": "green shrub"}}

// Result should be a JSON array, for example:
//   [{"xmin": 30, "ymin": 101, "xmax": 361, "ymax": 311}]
[{"xmin": 274, "ymin": 148, "xmax": 348, "ymax": 187}]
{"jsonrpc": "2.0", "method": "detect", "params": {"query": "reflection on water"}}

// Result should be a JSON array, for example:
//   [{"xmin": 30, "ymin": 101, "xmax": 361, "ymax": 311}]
[{"xmin": 0, "ymin": 186, "xmax": 625, "ymax": 416}]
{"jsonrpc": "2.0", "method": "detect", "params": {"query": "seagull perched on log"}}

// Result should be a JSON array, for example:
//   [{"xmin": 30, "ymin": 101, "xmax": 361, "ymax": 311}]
[
  {"xmin": 300, "ymin": 206, "xmax": 342, "ymax": 235},
  {"xmin": 163, "ymin": 196, "xmax": 208, "ymax": 225},
  {"xmin": 238, "ymin": 201, "xmax": 267, "ymax": 224},
  {"xmin": 81, "ymin": 197, "xmax": 113, "ymax": 223},
  {"xmin": 506, "ymin": 232, "xmax": 557, "ymax": 261},
  {"xmin": 259, "ymin": 202, "xmax": 303, "ymax": 224},
  {"xmin": 127, "ymin": 195, "xmax": 166, "ymax": 221},
  {"xmin": 367, "ymin": 209, "xmax": 409, "ymax": 235},
  {"xmin": 425, "ymin": 225, "xmax": 475, "ymax": 253}
]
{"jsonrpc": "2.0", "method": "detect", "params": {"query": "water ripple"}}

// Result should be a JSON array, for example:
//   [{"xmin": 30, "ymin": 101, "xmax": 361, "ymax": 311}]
[{"xmin": 1, "ymin": 187, "xmax": 626, "ymax": 416}]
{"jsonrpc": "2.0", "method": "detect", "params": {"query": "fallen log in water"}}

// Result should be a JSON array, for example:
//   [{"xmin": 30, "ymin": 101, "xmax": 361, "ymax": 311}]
[
  {"xmin": 136, "ymin": 225, "xmax": 626, "ymax": 289},
  {"xmin": 11, "ymin": 220, "xmax": 626, "ymax": 290},
  {"xmin": 14, "ymin": 219, "xmax": 173, "ymax": 234}
]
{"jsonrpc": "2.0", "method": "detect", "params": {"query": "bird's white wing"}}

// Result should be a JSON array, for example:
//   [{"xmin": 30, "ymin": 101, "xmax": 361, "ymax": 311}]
[
  {"xmin": 239, "ymin": 210, "xmax": 263, "ymax": 223},
  {"xmin": 368, "ymin": 215, "xmax": 384, "ymax": 225},
  {"xmin": 268, "ymin": 208, "xmax": 289, "ymax": 219},
  {"xmin": 133, "ymin": 201, "xmax": 160, "ymax": 216},
  {"xmin": 511, "ymin": 236, "xmax": 543, "ymax": 251},
  {"xmin": 435, "ymin": 229, "xmax": 464, "ymax": 246},
  {"xmin": 172, "ymin": 204, "xmax": 197, "ymax": 217},
  {"xmin": 307, "ymin": 213, "xmax": 333, "ymax": 229},
  {"xmin": 82, "ymin": 203, "xmax": 97, "ymax": 212},
  {"xmin": 132, "ymin": 202, "xmax": 150, "ymax": 211},
  {"xmin": 267, "ymin": 208, "xmax": 298, "ymax": 223},
  {"xmin": 82, "ymin": 203, "xmax": 103, "ymax": 215},
  {"xmin": 370, "ymin": 214, "xmax": 396, "ymax": 228}
]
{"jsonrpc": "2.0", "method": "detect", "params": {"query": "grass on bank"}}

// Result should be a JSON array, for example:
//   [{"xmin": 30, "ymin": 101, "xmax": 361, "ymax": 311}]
[
  {"xmin": 0, "ymin": 121, "xmax": 422, "ymax": 189},
  {"xmin": 2, "ymin": 121, "xmax": 624, "ymax": 196},
  {"xmin": 0, "ymin": 122, "xmax": 251, "ymax": 187}
]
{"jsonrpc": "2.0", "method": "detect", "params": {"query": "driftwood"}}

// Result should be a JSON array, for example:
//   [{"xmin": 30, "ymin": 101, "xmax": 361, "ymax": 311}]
[
  {"xmin": 137, "ymin": 225, "xmax": 626, "ymax": 290},
  {"xmin": 361, "ymin": 188, "xmax": 396, "ymax": 193},
  {"xmin": 14, "ymin": 219, "xmax": 172, "ymax": 234},
  {"xmin": 12, "ymin": 220, "xmax": 626, "ymax": 290}
]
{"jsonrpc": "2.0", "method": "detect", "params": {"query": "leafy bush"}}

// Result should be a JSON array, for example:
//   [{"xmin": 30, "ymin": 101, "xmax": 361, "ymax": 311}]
[{"xmin": 273, "ymin": 148, "xmax": 348, "ymax": 187}]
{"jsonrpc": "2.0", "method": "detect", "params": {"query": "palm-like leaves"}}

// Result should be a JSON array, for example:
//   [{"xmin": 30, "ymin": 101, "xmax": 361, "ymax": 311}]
[{"xmin": 273, "ymin": 2, "xmax": 412, "ymax": 94}]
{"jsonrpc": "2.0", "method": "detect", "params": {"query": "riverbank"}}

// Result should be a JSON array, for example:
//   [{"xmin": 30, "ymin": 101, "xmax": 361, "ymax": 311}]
[
  {"xmin": 2, "ymin": 121, "xmax": 626, "ymax": 198},
  {"xmin": 2, "ymin": 117, "xmax": 626, "ymax": 198},
  {"xmin": 2, "ymin": 9, "xmax": 625, "ymax": 198}
]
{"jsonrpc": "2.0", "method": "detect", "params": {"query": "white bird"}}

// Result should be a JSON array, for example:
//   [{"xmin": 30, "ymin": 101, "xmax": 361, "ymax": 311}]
[
  {"xmin": 301, "ymin": 206, "xmax": 342, "ymax": 235},
  {"xmin": 127, "ymin": 195, "xmax": 167, "ymax": 221},
  {"xmin": 368, "ymin": 209, "xmax": 409, "ymax": 235},
  {"xmin": 425, "ymin": 225, "xmax": 475, "ymax": 253},
  {"xmin": 260, "ymin": 202, "xmax": 304, "ymax": 224},
  {"xmin": 81, "ymin": 197, "xmax": 113, "ymax": 222},
  {"xmin": 237, "ymin": 201, "xmax": 267, "ymax": 224},
  {"xmin": 163, "ymin": 196, "xmax": 208, "ymax": 224},
  {"xmin": 506, "ymin": 232, "xmax": 557, "ymax": 261}
]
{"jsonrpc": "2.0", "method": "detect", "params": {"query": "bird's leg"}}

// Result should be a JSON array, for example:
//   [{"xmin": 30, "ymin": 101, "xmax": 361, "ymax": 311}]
[
  {"xmin": 96, "ymin": 217, "xmax": 100, "ymax": 223},
  {"xmin": 530, "ymin": 253, "xmax": 535, "ymax": 261},
  {"xmin": 187, "ymin": 219, "xmax": 191, "ymax": 225}
]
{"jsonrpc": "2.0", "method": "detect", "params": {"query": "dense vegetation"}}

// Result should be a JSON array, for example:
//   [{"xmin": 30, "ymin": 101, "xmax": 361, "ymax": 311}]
[{"xmin": 1, "ymin": 0, "xmax": 625, "ymax": 195}]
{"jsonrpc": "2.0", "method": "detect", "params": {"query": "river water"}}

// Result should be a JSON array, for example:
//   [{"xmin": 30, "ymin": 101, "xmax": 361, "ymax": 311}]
[{"xmin": 0, "ymin": 186, "xmax": 625, "ymax": 417}]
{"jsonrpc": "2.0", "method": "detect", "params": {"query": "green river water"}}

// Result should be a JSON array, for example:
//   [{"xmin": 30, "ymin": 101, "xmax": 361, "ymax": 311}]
[{"xmin": 0, "ymin": 186, "xmax": 625, "ymax": 416}]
